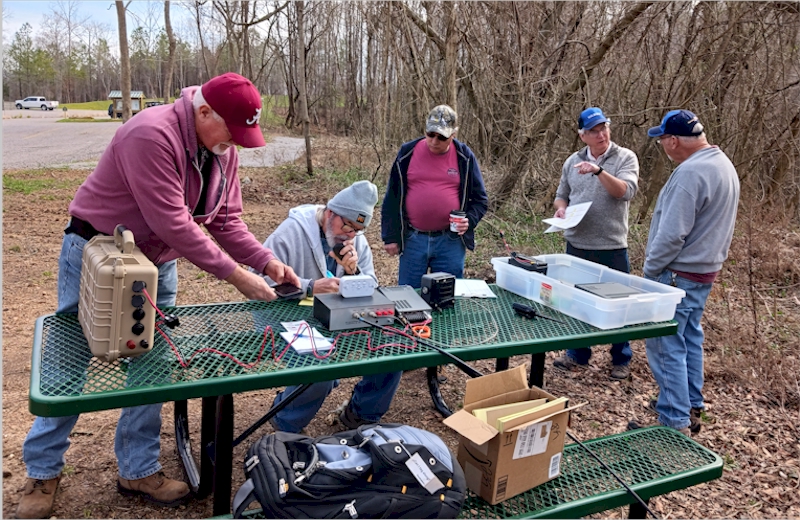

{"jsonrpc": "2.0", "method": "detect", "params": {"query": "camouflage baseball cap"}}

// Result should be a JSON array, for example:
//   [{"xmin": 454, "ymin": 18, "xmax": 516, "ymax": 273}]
[{"xmin": 426, "ymin": 104, "xmax": 458, "ymax": 138}]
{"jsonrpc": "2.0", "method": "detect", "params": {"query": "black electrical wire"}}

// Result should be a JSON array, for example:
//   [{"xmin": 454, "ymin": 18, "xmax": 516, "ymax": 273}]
[
  {"xmin": 356, "ymin": 316, "xmax": 482, "ymax": 377},
  {"xmin": 565, "ymin": 431, "xmax": 660, "ymax": 519},
  {"xmin": 359, "ymin": 315, "xmax": 659, "ymax": 518}
]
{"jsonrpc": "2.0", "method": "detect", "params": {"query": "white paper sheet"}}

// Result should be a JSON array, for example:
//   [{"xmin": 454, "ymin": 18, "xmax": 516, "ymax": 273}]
[
  {"xmin": 280, "ymin": 320, "xmax": 332, "ymax": 353},
  {"xmin": 454, "ymin": 279, "xmax": 497, "ymax": 298},
  {"xmin": 542, "ymin": 201, "xmax": 592, "ymax": 233}
]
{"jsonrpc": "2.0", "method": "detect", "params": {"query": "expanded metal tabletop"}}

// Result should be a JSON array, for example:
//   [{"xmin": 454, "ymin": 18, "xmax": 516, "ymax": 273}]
[{"xmin": 30, "ymin": 285, "xmax": 676, "ymax": 417}]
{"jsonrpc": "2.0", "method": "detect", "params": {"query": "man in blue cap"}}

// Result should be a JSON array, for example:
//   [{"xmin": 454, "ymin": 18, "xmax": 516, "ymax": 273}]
[
  {"xmin": 631, "ymin": 110, "xmax": 739, "ymax": 435},
  {"xmin": 552, "ymin": 107, "xmax": 640, "ymax": 380}
]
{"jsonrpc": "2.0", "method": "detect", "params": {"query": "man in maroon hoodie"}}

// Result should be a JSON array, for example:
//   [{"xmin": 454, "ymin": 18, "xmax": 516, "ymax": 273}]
[{"xmin": 16, "ymin": 73, "xmax": 299, "ymax": 518}]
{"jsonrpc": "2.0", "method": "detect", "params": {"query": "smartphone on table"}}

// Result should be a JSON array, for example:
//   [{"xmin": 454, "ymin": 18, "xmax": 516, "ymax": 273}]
[{"xmin": 272, "ymin": 282, "xmax": 304, "ymax": 299}]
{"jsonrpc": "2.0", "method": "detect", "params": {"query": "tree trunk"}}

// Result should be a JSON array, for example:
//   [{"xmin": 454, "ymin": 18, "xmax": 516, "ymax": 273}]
[
  {"xmin": 295, "ymin": 1, "xmax": 312, "ymax": 175},
  {"xmin": 116, "ymin": 1, "xmax": 132, "ymax": 122},
  {"xmin": 443, "ymin": 1, "xmax": 459, "ymax": 109},
  {"xmin": 163, "ymin": 0, "xmax": 177, "ymax": 103}
]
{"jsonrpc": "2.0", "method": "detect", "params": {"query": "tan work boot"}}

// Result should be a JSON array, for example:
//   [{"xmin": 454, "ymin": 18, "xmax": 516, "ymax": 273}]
[
  {"xmin": 117, "ymin": 471, "xmax": 190, "ymax": 507},
  {"xmin": 16, "ymin": 476, "xmax": 60, "ymax": 519}
]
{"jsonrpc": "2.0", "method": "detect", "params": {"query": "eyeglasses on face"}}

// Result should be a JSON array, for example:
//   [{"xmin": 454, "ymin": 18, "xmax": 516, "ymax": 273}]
[
  {"xmin": 426, "ymin": 131, "xmax": 450, "ymax": 142},
  {"xmin": 656, "ymin": 135, "xmax": 676, "ymax": 145},
  {"xmin": 583, "ymin": 124, "xmax": 609, "ymax": 137},
  {"xmin": 339, "ymin": 215, "xmax": 366, "ymax": 236}
]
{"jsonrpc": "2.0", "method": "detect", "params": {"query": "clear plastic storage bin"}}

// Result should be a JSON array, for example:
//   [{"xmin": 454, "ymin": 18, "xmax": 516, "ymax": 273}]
[{"xmin": 491, "ymin": 255, "xmax": 685, "ymax": 329}]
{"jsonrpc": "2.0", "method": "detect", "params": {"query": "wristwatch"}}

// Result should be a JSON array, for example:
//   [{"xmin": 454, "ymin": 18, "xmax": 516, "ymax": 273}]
[
  {"xmin": 593, "ymin": 166, "xmax": 604, "ymax": 176},
  {"xmin": 306, "ymin": 279, "xmax": 315, "ymax": 298}
]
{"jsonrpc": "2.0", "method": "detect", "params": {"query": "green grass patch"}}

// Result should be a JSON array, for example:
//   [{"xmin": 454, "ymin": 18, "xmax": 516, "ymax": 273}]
[
  {"xmin": 3, "ymin": 170, "xmax": 82, "ymax": 194},
  {"xmin": 57, "ymin": 117, "xmax": 119, "ymax": 123},
  {"xmin": 62, "ymin": 100, "xmax": 111, "ymax": 110}
]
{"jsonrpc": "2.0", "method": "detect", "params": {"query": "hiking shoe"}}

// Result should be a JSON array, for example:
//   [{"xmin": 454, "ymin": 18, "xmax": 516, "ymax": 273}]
[
  {"xmin": 647, "ymin": 398, "xmax": 704, "ymax": 433},
  {"xmin": 553, "ymin": 355, "xmax": 585, "ymax": 372},
  {"xmin": 627, "ymin": 420, "xmax": 691, "ymax": 437},
  {"xmin": 16, "ymin": 476, "xmax": 60, "ymax": 519},
  {"xmin": 339, "ymin": 403, "xmax": 373, "ymax": 430},
  {"xmin": 689, "ymin": 407, "xmax": 704, "ymax": 434},
  {"xmin": 609, "ymin": 364, "xmax": 630, "ymax": 381},
  {"xmin": 117, "ymin": 471, "xmax": 190, "ymax": 507}
]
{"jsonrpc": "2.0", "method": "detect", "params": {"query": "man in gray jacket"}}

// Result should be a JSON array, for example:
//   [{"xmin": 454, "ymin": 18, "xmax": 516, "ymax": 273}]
[
  {"xmin": 633, "ymin": 110, "xmax": 739, "ymax": 435},
  {"xmin": 259, "ymin": 181, "xmax": 403, "ymax": 432},
  {"xmin": 552, "ymin": 107, "xmax": 640, "ymax": 380}
]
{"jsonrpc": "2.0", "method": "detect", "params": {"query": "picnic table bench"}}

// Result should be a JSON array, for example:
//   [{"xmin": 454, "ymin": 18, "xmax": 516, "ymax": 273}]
[{"xmin": 216, "ymin": 426, "xmax": 723, "ymax": 519}]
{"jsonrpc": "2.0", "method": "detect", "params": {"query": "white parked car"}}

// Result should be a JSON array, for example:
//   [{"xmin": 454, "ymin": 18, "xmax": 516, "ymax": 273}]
[{"xmin": 15, "ymin": 96, "xmax": 59, "ymax": 111}]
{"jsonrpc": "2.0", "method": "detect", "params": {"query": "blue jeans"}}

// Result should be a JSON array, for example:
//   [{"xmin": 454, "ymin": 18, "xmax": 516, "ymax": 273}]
[
  {"xmin": 23, "ymin": 232, "xmax": 178, "ymax": 480},
  {"xmin": 645, "ymin": 270, "xmax": 712, "ymax": 429},
  {"xmin": 564, "ymin": 243, "xmax": 632, "ymax": 366},
  {"xmin": 398, "ymin": 230, "xmax": 466, "ymax": 288},
  {"xmin": 271, "ymin": 371, "xmax": 403, "ymax": 433}
]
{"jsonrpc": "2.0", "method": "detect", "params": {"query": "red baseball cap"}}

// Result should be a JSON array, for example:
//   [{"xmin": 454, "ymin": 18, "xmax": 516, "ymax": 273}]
[{"xmin": 200, "ymin": 72, "xmax": 266, "ymax": 148}]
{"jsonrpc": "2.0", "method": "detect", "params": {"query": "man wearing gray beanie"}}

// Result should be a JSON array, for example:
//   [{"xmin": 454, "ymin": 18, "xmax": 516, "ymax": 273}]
[{"xmin": 256, "ymin": 180, "xmax": 403, "ymax": 432}]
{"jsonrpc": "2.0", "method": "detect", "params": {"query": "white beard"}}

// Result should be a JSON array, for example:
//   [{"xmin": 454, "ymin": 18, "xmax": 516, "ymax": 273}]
[{"xmin": 324, "ymin": 215, "xmax": 349, "ymax": 249}]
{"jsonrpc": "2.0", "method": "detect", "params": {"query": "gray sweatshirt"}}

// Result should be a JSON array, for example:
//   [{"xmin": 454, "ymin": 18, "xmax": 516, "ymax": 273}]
[
  {"xmin": 644, "ymin": 146, "xmax": 740, "ymax": 277},
  {"xmin": 555, "ymin": 142, "xmax": 639, "ymax": 250},
  {"xmin": 257, "ymin": 204, "xmax": 377, "ymax": 294}
]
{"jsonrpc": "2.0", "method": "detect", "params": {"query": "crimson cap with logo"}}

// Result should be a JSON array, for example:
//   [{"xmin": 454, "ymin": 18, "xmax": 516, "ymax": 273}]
[
  {"xmin": 201, "ymin": 72, "xmax": 266, "ymax": 148},
  {"xmin": 647, "ymin": 109, "xmax": 705, "ymax": 137}
]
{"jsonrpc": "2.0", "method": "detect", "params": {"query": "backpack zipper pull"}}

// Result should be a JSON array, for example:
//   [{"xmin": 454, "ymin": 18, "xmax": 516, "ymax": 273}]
[{"xmin": 343, "ymin": 499, "xmax": 358, "ymax": 518}]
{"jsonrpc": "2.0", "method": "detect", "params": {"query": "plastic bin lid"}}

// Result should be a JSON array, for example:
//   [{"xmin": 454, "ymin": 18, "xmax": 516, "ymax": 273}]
[{"xmin": 574, "ymin": 282, "xmax": 645, "ymax": 299}]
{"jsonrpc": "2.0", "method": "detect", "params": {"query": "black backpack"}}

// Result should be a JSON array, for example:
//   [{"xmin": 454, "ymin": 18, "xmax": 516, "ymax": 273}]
[{"xmin": 232, "ymin": 423, "xmax": 467, "ymax": 519}]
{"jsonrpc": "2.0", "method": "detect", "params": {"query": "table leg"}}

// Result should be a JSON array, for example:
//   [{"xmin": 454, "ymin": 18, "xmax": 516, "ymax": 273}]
[
  {"xmin": 628, "ymin": 498, "xmax": 650, "ymax": 518},
  {"xmin": 212, "ymin": 394, "xmax": 234, "ymax": 516},
  {"xmin": 200, "ymin": 396, "xmax": 217, "ymax": 497},
  {"xmin": 495, "ymin": 358, "xmax": 509, "ymax": 372},
  {"xmin": 529, "ymin": 352, "xmax": 545, "ymax": 388}
]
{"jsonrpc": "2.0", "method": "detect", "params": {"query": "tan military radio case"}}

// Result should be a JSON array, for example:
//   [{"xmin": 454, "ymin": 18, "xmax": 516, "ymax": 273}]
[{"xmin": 78, "ymin": 225, "xmax": 159, "ymax": 362}]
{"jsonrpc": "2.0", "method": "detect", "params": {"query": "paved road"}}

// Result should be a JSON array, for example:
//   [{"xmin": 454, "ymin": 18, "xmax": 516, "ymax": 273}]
[{"xmin": 2, "ymin": 110, "xmax": 305, "ymax": 170}]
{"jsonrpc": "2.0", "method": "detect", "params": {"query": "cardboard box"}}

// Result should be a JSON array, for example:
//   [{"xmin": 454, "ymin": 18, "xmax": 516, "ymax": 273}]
[{"xmin": 443, "ymin": 365, "xmax": 577, "ymax": 504}]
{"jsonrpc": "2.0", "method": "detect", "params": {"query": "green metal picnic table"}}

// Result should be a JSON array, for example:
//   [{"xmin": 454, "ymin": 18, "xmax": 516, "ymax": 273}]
[{"xmin": 29, "ymin": 285, "xmax": 677, "ymax": 515}]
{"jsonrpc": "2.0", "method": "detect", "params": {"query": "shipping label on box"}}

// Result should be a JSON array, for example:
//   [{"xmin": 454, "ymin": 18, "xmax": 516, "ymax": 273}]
[{"xmin": 513, "ymin": 420, "xmax": 551, "ymax": 459}]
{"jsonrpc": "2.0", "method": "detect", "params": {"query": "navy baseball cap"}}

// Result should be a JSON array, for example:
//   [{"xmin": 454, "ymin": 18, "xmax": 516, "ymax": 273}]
[
  {"xmin": 648, "ymin": 110, "xmax": 705, "ymax": 138},
  {"xmin": 578, "ymin": 107, "xmax": 610, "ymax": 130}
]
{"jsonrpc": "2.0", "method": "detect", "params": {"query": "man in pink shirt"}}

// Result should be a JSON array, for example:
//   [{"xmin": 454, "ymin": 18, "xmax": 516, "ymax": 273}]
[
  {"xmin": 16, "ymin": 73, "xmax": 299, "ymax": 519},
  {"xmin": 381, "ymin": 105, "xmax": 488, "ymax": 288}
]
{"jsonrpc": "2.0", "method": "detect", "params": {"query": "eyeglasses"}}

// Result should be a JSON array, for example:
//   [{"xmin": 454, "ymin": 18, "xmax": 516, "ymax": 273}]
[
  {"xmin": 426, "ymin": 131, "xmax": 450, "ymax": 142},
  {"xmin": 583, "ymin": 124, "xmax": 609, "ymax": 137},
  {"xmin": 656, "ymin": 135, "xmax": 676, "ymax": 145},
  {"xmin": 339, "ymin": 216, "xmax": 366, "ymax": 236}
]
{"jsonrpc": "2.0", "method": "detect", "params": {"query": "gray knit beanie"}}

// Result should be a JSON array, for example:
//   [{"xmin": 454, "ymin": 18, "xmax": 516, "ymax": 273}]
[{"xmin": 326, "ymin": 181, "xmax": 379, "ymax": 228}]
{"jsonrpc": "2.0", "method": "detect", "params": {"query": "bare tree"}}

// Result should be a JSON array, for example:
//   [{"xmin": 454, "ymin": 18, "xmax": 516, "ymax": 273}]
[
  {"xmin": 164, "ymin": 0, "xmax": 177, "ymax": 102},
  {"xmin": 116, "ymin": 1, "xmax": 132, "ymax": 122},
  {"xmin": 295, "ymin": 0, "xmax": 312, "ymax": 175}
]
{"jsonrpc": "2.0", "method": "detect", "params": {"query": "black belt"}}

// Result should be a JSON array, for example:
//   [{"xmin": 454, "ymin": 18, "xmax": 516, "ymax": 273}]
[
  {"xmin": 413, "ymin": 228, "xmax": 448, "ymax": 237},
  {"xmin": 65, "ymin": 217, "xmax": 106, "ymax": 241}
]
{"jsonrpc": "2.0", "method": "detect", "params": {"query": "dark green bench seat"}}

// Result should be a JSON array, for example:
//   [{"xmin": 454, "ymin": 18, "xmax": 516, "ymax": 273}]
[{"xmin": 214, "ymin": 426, "xmax": 723, "ymax": 519}]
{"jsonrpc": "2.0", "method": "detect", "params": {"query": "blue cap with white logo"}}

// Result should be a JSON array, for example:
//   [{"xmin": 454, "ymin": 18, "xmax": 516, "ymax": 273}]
[
  {"xmin": 647, "ymin": 110, "xmax": 705, "ymax": 137},
  {"xmin": 578, "ymin": 107, "xmax": 610, "ymax": 130}
]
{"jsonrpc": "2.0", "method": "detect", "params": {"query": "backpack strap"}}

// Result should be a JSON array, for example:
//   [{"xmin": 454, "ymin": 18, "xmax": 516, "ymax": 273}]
[{"xmin": 232, "ymin": 478, "xmax": 257, "ymax": 519}]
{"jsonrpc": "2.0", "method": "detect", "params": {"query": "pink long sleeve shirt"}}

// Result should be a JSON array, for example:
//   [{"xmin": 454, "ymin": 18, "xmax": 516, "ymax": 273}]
[{"xmin": 69, "ymin": 86, "xmax": 275, "ymax": 280}]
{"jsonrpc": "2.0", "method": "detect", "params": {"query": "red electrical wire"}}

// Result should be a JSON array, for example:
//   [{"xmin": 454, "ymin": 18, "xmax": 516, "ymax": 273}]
[{"xmin": 145, "ymin": 290, "xmax": 420, "ymax": 367}]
